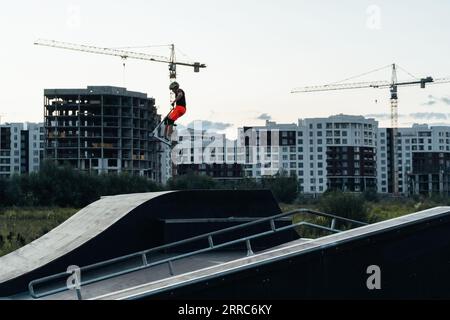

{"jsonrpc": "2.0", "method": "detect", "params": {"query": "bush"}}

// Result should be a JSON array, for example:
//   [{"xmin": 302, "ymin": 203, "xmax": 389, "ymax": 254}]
[
  {"xmin": 167, "ymin": 171, "xmax": 217, "ymax": 190},
  {"xmin": 0, "ymin": 161, "xmax": 164, "ymax": 208},
  {"xmin": 318, "ymin": 191, "xmax": 368, "ymax": 223},
  {"xmin": 261, "ymin": 173, "xmax": 298, "ymax": 204}
]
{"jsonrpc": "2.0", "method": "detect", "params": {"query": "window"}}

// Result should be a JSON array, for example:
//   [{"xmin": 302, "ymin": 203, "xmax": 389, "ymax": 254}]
[
  {"xmin": 298, "ymin": 154, "xmax": 303, "ymax": 160},
  {"xmin": 298, "ymin": 147, "xmax": 303, "ymax": 152}
]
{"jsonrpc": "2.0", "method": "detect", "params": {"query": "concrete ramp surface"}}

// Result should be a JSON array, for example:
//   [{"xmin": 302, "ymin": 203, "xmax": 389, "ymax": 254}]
[{"xmin": 0, "ymin": 190, "xmax": 281, "ymax": 296}]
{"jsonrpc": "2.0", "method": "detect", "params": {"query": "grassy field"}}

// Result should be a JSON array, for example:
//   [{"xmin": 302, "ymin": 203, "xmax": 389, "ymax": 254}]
[
  {"xmin": 281, "ymin": 197, "xmax": 444, "ymax": 239},
  {"xmin": 0, "ymin": 207, "xmax": 78, "ymax": 257}
]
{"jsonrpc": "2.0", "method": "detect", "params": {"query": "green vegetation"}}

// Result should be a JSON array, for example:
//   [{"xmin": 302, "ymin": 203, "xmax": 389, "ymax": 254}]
[
  {"xmin": 2, "ymin": 164, "xmax": 450, "ymax": 257},
  {"xmin": 168, "ymin": 170, "xmax": 299, "ymax": 204},
  {"xmin": 0, "ymin": 207, "xmax": 78, "ymax": 257},
  {"xmin": 283, "ymin": 191, "xmax": 450, "ymax": 239},
  {"xmin": 0, "ymin": 161, "xmax": 162, "ymax": 208}
]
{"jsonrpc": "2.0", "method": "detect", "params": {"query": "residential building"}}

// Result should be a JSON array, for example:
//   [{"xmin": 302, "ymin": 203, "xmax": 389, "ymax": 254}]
[
  {"xmin": 173, "ymin": 127, "xmax": 244, "ymax": 180},
  {"xmin": 378, "ymin": 124, "xmax": 450, "ymax": 195},
  {"xmin": 239, "ymin": 114, "xmax": 378, "ymax": 194},
  {"xmin": 0, "ymin": 122, "xmax": 44, "ymax": 177},
  {"xmin": 44, "ymin": 86, "xmax": 165, "ymax": 183}
]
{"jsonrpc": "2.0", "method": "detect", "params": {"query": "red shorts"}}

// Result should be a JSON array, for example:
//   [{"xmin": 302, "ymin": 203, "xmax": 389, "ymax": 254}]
[{"xmin": 168, "ymin": 105, "xmax": 186, "ymax": 122}]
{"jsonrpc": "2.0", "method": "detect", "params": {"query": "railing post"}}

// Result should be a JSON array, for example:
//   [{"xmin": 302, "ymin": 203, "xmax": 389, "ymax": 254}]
[
  {"xmin": 142, "ymin": 253, "xmax": 148, "ymax": 266},
  {"xmin": 168, "ymin": 261, "xmax": 175, "ymax": 276},
  {"xmin": 270, "ymin": 219, "xmax": 276, "ymax": 232},
  {"xmin": 208, "ymin": 235, "xmax": 214, "ymax": 248},
  {"xmin": 246, "ymin": 239, "xmax": 254, "ymax": 256},
  {"xmin": 331, "ymin": 218, "xmax": 337, "ymax": 230},
  {"xmin": 76, "ymin": 288, "xmax": 83, "ymax": 300}
]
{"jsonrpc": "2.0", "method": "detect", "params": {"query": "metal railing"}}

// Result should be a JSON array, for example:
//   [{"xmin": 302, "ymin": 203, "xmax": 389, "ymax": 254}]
[{"xmin": 28, "ymin": 209, "xmax": 367, "ymax": 299}]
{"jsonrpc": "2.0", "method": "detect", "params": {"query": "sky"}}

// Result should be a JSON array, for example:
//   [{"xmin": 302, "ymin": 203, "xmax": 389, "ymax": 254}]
[{"xmin": 1, "ymin": 0, "xmax": 450, "ymax": 139}]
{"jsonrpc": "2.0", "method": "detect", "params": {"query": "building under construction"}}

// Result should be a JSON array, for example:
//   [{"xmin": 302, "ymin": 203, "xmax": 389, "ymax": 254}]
[{"xmin": 44, "ymin": 86, "xmax": 165, "ymax": 182}]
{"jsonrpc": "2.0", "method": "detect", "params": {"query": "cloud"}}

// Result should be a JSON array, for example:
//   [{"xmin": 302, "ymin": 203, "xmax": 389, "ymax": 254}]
[
  {"xmin": 422, "ymin": 95, "xmax": 450, "ymax": 106},
  {"xmin": 366, "ymin": 113, "xmax": 391, "ymax": 120},
  {"xmin": 256, "ymin": 113, "xmax": 272, "ymax": 121},
  {"xmin": 367, "ymin": 113, "xmax": 449, "ymax": 121},
  {"xmin": 186, "ymin": 120, "xmax": 233, "ymax": 132},
  {"xmin": 409, "ymin": 112, "xmax": 448, "ymax": 120},
  {"xmin": 366, "ymin": 113, "xmax": 407, "ymax": 120},
  {"xmin": 441, "ymin": 97, "xmax": 450, "ymax": 105},
  {"xmin": 422, "ymin": 95, "xmax": 437, "ymax": 106}
]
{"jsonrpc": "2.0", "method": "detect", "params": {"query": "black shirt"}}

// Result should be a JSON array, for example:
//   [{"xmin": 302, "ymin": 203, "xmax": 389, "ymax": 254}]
[{"xmin": 175, "ymin": 89, "xmax": 186, "ymax": 108}]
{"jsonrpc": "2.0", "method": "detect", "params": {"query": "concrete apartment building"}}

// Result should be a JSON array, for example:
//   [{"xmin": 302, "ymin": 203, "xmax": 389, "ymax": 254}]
[
  {"xmin": 378, "ymin": 124, "xmax": 450, "ymax": 195},
  {"xmin": 0, "ymin": 122, "xmax": 44, "ymax": 178},
  {"xmin": 43, "ymin": 86, "xmax": 168, "ymax": 183},
  {"xmin": 239, "ymin": 114, "xmax": 378, "ymax": 194},
  {"xmin": 173, "ymin": 127, "xmax": 244, "ymax": 180}
]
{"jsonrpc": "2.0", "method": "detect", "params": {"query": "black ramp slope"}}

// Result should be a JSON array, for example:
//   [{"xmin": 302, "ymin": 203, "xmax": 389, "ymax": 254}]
[
  {"xmin": 0, "ymin": 190, "xmax": 281, "ymax": 296},
  {"xmin": 94, "ymin": 206, "xmax": 450, "ymax": 300}
]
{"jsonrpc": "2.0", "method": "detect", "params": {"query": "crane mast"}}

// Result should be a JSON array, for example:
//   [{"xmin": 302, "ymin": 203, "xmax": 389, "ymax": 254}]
[{"xmin": 390, "ymin": 64, "xmax": 399, "ymax": 194}]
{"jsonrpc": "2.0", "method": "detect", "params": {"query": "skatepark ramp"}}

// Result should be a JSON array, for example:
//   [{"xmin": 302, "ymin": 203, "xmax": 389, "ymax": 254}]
[
  {"xmin": 4, "ymin": 190, "xmax": 450, "ymax": 299},
  {"xmin": 0, "ymin": 190, "xmax": 283, "ymax": 296},
  {"xmin": 89, "ymin": 206, "xmax": 450, "ymax": 300},
  {"xmin": 24, "ymin": 208, "xmax": 365, "ymax": 299}
]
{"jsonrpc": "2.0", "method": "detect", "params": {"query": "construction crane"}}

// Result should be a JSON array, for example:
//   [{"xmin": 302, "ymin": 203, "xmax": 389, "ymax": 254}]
[
  {"xmin": 291, "ymin": 63, "xmax": 450, "ymax": 195},
  {"xmin": 34, "ymin": 39, "xmax": 206, "ymax": 82}
]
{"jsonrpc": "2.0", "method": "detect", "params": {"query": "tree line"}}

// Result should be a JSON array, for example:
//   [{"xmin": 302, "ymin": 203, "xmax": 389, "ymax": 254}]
[{"xmin": 0, "ymin": 163, "xmax": 299, "ymax": 208}]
